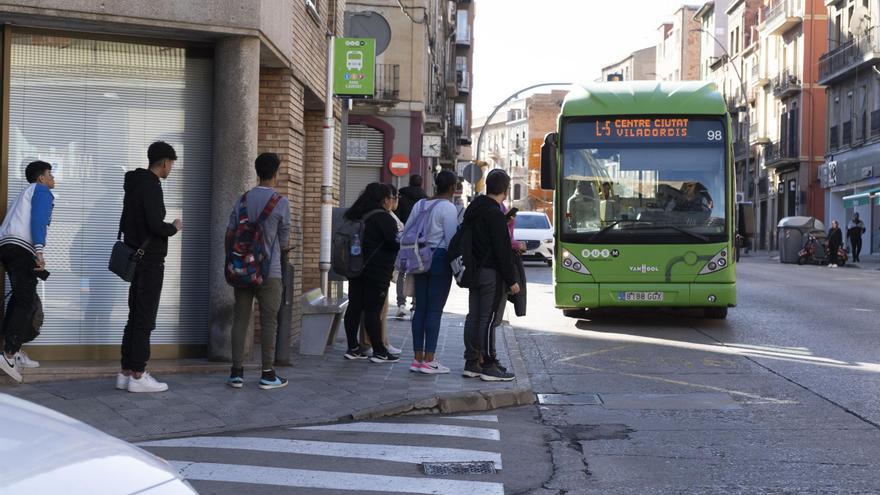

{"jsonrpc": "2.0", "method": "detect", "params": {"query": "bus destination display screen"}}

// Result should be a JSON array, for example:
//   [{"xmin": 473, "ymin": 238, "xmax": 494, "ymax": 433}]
[{"xmin": 566, "ymin": 118, "xmax": 725, "ymax": 146}]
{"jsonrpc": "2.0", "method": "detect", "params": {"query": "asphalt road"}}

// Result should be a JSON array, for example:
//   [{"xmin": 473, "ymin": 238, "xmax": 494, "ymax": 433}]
[
  {"xmin": 139, "ymin": 257, "xmax": 880, "ymax": 494},
  {"xmin": 514, "ymin": 256, "xmax": 880, "ymax": 494}
]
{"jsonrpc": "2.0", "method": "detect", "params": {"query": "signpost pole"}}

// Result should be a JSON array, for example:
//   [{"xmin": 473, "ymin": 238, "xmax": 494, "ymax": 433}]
[{"xmin": 320, "ymin": 33, "xmax": 336, "ymax": 296}]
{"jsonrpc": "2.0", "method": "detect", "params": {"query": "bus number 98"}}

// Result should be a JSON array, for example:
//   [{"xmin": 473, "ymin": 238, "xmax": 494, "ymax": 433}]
[{"xmin": 707, "ymin": 130, "xmax": 722, "ymax": 141}]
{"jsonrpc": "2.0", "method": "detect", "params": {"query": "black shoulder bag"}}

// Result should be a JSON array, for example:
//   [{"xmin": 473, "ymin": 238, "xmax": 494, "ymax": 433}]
[{"xmin": 109, "ymin": 211, "xmax": 150, "ymax": 283}]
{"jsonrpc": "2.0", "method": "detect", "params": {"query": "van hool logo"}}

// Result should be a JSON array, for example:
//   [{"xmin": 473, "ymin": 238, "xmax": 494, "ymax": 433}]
[{"xmin": 629, "ymin": 264, "xmax": 659, "ymax": 273}]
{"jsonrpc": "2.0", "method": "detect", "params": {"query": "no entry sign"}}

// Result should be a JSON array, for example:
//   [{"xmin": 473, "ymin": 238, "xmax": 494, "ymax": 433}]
[{"xmin": 388, "ymin": 154, "xmax": 411, "ymax": 177}]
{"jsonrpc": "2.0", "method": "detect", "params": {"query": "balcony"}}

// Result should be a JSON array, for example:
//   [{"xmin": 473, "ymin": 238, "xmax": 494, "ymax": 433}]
[
  {"xmin": 763, "ymin": 141, "xmax": 799, "ymax": 168},
  {"xmin": 374, "ymin": 64, "xmax": 400, "ymax": 102},
  {"xmin": 455, "ymin": 30, "xmax": 471, "ymax": 46},
  {"xmin": 761, "ymin": 0, "xmax": 802, "ymax": 36},
  {"xmin": 818, "ymin": 26, "xmax": 880, "ymax": 85},
  {"xmin": 772, "ymin": 70, "xmax": 801, "ymax": 98},
  {"xmin": 456, "ymin": 70, "xmax": 470, "ymax": 95}
]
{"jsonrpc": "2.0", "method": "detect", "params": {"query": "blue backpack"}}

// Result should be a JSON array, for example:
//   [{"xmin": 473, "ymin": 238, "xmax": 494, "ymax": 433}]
[{"xmin": 395, "ymin": 199, "xmax": 441, "ymax": 274}]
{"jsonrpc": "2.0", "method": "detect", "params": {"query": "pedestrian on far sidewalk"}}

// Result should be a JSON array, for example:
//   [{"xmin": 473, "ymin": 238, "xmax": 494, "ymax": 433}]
[
  {"xmin": 847, "ymin": 213, "xmax": 866, "ymax": 263},
  {"xmin": 0, "ymin": 160, "xmax": 56, "ymax": 382},
  {"xmin": 116, "ymin": 141, "xmax": 182, "ymax": 393},
  {"xmin": 342, "ymin": 183, "xmax": 401, "ymax": 363},
  {"xmin": 462, "ymin": 170, "xmax": 520, "ymax": 382},
  {"xmin": 394, "ymin": 175, "xmax": 427, "ymax": 318},
  {"xmin": 225, "ymin": 153, "xmax": 291, "ymax": 390},
  {"xmin": 406, "ymin": 170, "xmax": 459, "ymax": 374},
  {"xmin": 828, "ymin": 220, "xmax": 843, "ymax": 268},
  {"xmin": 359, "ymin": 184, "xmax": 404, "ymax": 356}
]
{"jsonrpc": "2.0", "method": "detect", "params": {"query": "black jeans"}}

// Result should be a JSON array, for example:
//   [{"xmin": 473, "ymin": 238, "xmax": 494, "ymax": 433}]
[
  {"xmin": 344, "ymin": 276, "xmax": 388, "ymax": 356},
  {"xmin": 121, "ymin": 260, "xmax": 164, "ymax": 372},
  {"xmin": 0, "ymin": 245, "xmax": 38, "ymax": 355},
  {"xmin": 463, "ymin": 268, "xmax": 505, "ymax": 364},
  {"xmin": 850, "ymin": 236, "xmax": 862, "ymax": 262}
]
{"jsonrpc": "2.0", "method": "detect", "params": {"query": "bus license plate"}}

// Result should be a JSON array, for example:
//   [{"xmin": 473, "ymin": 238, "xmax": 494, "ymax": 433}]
[{"xmin": 618, "ymin": 291, "xmax": 664, "ymax": 302}]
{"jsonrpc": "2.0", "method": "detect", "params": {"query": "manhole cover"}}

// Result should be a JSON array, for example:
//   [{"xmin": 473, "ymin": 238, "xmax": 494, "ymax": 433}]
[
  {"xmin": 537, "ymin": 393, "xmax": 602, "ymax": 405},
  {"xmin": 422, "ymin": 461, "xmax": 497, "ymax": 476}
]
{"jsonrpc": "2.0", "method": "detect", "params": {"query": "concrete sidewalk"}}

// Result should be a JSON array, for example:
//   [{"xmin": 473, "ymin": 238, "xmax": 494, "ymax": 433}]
[{"xmin": 0, "ymin": 286, "xmax": 533, "ymax": 442}]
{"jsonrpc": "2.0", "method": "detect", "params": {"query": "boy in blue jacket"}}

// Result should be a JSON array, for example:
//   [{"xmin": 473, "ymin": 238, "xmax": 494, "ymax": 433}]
[{"xmin": 0, "ymin": 160, "xmax": 55, "ymax": 382}]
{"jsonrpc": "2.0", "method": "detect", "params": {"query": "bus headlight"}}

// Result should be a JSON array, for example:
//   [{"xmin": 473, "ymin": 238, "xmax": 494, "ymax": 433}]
[
  {"xmin": 699, "ymin": 248, "xmax": 730, "ymax": 275},
  {"xmin": 561, "ymin": 249, "xmax": 591, "ymax": 275}
]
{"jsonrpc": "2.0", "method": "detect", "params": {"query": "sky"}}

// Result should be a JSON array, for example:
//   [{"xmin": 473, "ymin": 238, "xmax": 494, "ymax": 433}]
[{"xmin": 471, "ymin": 0, "xmax": 704, "ymax": 118}]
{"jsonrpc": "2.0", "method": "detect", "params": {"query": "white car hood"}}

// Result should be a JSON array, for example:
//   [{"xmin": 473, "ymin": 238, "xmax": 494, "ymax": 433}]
[
  {"xmin": 0, "ymin": 394, "xmax": 187, "ymax": 495},
  {"xmin": 513, "ymin": 227, "xmax": 554, "ymax": 242}
]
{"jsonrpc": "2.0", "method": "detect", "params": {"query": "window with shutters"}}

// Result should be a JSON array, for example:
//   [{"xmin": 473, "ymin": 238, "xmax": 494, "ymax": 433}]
[{"xmin": 6, "ymin": 32, "xmax": 213, "ymax": 346}]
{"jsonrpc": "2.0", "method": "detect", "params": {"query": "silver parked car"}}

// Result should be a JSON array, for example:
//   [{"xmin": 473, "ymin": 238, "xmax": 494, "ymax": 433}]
[{"xmin": 0, "ymin": 393, "xmax": 196, "ymax": 494}]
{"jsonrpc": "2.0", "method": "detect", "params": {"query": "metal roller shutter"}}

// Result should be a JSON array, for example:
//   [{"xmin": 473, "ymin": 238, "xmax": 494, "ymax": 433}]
[
  {"xmin": 6, "ymin": 32, "xmax": 212, "ymax": 346},
  {"xmin": 345, "ymin": 124, "xmax": 384, "ymax": 207}
]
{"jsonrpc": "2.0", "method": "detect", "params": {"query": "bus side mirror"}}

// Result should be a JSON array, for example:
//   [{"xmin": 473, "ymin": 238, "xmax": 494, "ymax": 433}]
[{"xmin": 541, "ymin": 132, "xmax": 558, "ymax": 190}]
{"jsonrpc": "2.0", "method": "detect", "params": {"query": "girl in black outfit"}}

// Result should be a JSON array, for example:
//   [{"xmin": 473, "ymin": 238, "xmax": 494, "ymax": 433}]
[
  {"xmin": 343, "ymin": 183, "xmax": 401, "ymax": 363},
  {"xmin": 827, "ymin": 220, "xmax": 843, "ymax": 268}
]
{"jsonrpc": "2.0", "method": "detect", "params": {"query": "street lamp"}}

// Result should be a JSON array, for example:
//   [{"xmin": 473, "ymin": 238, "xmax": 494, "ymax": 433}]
[{"xmin": 693, "ymin": 28, "xmax": 760, "ymax": 252}]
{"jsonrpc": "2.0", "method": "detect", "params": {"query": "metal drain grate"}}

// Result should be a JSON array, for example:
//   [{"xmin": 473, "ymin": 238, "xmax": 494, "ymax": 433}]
[{"xmin": 422, "ymin": 461, "xmax": 497, "ymax": 476}]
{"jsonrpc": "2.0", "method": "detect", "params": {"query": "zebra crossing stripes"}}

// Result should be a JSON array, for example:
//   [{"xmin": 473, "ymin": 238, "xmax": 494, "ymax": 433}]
[
  {"xmin": 139, "ymin": 436, "xmax": 503, "ymax": 468},
  {"xmin": 144, "ymin": 418, "xmax": 506, "ymax": 494},
  {"xmin": 171, "ymin": 461, "xmax": 505, "ymax": 495},
  {"xmin": 292, "ymin": 421, "xmax": 501, "ymax": 441}
]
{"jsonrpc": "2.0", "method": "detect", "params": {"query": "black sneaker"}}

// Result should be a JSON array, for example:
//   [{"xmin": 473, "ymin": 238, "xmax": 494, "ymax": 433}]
[
  {"xmin": 488, "ymin": 358, "xmax": 508, "ymax": 373},
  {"xmin": 227, "ymin": 367, "xmax": 244, "ymax": 389},
  {"xmin": 462, "ymin": 360, "xmax": 482, "ymax": 378},
  {"xmin": 480, "ymin": 363, "xmax": 515, "ymax": 382},
  {"xmin": 370, "ymin": 353, "xmax": 400, "ymax": 363},
  {"xmin": 344, "ymin": 348, "xmax": 368, "ymax": 360},
  {"xmin": 259, "ymin": 369, "xmax": 288, "ymax": 390}
]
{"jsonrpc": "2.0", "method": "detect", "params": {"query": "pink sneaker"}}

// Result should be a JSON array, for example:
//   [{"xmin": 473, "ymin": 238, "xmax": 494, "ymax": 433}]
[{"xmin": 409, "ymin": 359, "xmax": 425, "ymax": 372}]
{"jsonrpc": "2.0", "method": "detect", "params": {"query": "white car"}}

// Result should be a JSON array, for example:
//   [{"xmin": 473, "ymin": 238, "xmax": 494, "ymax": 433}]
[
  {"xmin": 0, "ymin": 393, "xmax": 196, "ymax": 494},
  {"xmin": 513, "ymin": 211, "xmax": 554, "ymax": 266}
]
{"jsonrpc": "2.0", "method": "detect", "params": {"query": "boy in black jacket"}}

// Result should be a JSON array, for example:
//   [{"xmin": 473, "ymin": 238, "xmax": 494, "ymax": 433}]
[{"xmin": 462, "ymin": 170, "xmax": 520, "ymax": 381}]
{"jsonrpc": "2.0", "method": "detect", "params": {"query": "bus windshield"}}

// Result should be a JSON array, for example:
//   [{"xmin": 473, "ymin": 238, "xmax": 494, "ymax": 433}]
[{"xmin": 560, "ymin": 117, "xmax": 727, "ymax": 244}]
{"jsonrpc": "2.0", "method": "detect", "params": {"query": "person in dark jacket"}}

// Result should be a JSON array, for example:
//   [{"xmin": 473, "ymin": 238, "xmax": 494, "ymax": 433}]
[
  {"xmin": 462, "ymin": 170, "xmax": 520, "ymax": 382},
  {"xmin": 847, "ymin": 213, "xmax": 866, "ymax": 263},
  {"xmin": 116, "ymin": 141, "xmax": 182, "ymax": 393},
  {"xmin": 394, "ymin": 175, "xmax": 427, "ymax": 317},
  {"xmin": 828, "ymin": 220, "xmax": 843, "ymax": 268},
  {"xmin": 342, "ymin": 183, "xmax": 401, "ymax": 363}
]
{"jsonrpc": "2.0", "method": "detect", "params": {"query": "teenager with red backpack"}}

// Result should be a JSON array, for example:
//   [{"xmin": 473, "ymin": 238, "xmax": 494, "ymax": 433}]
[{"xmin": 225, "ymin": 153, "xmax": 291, "ymax": 389}]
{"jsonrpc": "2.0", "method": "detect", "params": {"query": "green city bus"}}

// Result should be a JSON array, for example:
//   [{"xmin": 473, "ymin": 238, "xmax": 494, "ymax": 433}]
[{"xmin": 540, "ymin": 82, "xmax": 735, "ymax": 319}]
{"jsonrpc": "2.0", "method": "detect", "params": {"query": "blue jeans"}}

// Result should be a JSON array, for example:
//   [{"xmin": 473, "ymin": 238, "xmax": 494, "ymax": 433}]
[{"xmin": 411, "ymin": 249, "xmax": 453, "ymax": 354}]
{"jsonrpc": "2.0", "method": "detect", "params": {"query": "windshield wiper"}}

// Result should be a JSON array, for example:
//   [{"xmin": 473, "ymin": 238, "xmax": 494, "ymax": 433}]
[
  {"xmin": 645, "ymin": 224, "xmax": 709, "ymax": 242},
  {"xmin": 588, "ymin": 218, "xmax": 643, "ymax": 243}
]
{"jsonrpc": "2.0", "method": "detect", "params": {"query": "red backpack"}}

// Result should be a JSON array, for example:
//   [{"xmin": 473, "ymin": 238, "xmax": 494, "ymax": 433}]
[{"xmin": 224, "ymin": 193, "xmax": 282, "ymax": 288}]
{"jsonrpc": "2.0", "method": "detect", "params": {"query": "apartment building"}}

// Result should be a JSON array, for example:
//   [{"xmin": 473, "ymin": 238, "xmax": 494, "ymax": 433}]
[
  {"xmin": 600, "ymin": 46, "xmax": 657, "ymax": 82},
  {"xmin": 656, "ymin": 5, "xmax": 703, "ymax": 81},
  {"xmin": 696, "ymin": 1, "xmax": 731, "ymax": 82},
  {"xmin": 818, "ymin": 0, "xmax": 880, "ymax": 256},
  {"xmin": 754, "ymin": 0, "xmax": 827, "ymax": 249},
  {"xmin": 343, "ymin": 0, "xmax": 470, "ymax": 204},
  {"xmin": 0, "ymin": 0, "xmax": 346, "ymax": 362}
]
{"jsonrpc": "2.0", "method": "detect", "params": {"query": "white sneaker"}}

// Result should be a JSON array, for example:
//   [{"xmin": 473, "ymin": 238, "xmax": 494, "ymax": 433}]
[
  {"xmin": 127, "ymin": 372, "xmax": 168, "ymax": 393},
  {"xmin": 420, "ymin": 360, "xmax": 451, "ymax": 374},
  {"xmin": 14, "ymin": 350, "xmax": 39, "ymax": 369},
  {"xmin": 0, "ymin": 354, "xmax": 22, "ymax": 383},
  {"xmin": 115, "ymin": 372, "xmax": 130, "ymax": 391},
  {"xmin": 386, "ymin": 343, "xmax": 402, "ymax": 355}
]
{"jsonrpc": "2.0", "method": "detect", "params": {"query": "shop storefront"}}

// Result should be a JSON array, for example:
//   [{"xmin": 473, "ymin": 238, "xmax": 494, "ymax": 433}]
[
  {"xmin": 821, "ymin": 146, "xmax": 880, "ymax": 257},
  {"xmin": 4, "ymin": 29, "xmax": 214, "ymax": 359}
]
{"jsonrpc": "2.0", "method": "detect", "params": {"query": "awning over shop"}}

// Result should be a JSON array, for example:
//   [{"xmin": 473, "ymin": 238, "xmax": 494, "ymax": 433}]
[{"xmin": 842, "ymin": 188, "xmax": 880, "ymax": 208}]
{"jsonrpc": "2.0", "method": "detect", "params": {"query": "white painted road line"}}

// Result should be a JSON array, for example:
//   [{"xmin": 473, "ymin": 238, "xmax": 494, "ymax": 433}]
[
  {"xmin": 445, "ymin": 414, "xmax": 499, "ymax": 423},
  {"xmin": 171, "ymin": 461, "xmax": 505, "ymax": 495},
  {"xmin": 292, "ymin": 422, "xmax": 501, "ymax": 441},
  {"xmin": 140, "ymin": 436, "xmax": 503, "ymax": 468}
]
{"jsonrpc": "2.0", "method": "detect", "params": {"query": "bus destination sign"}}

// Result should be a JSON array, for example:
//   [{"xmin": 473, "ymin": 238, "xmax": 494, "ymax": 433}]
[
  {"xmin": 594, "ymin": 118, "xmax": 690, "ymax": 139},
  {"xmin": 566, "ymin": 117, "xmax": 724, "ymax": 146}
]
